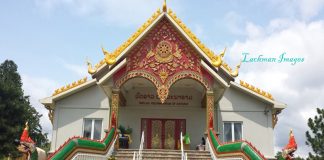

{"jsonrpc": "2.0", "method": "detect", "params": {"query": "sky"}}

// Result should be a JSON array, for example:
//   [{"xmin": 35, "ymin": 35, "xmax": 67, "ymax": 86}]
[{"xmin": 1, "ymin": 0, "xmax": 324, "ymax": 158}]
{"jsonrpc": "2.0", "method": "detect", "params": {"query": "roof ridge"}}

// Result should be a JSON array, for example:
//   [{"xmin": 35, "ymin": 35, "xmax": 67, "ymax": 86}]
[
  {"xmin": 52, "ymin": 77, "xmax": 88, "ymax": 96},
  {"xmin": 239, "ymin": 80, "xmax": 274, "ymax": 100}
]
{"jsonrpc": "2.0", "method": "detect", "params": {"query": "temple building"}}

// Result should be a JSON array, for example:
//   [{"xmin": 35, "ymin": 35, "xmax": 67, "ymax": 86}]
[{"xmin": 40, "ymin": 2, "xmax": 286, "ymax": 160}]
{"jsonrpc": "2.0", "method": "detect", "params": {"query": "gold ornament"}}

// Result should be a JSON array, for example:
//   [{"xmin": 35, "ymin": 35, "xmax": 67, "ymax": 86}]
[
  {"xmin": 155, "ymin": 40, "xmax": 173, "ymax": 63},
  {"xmin": 162, "ymin": 0, "xmax": 167, "ymax": 12},
  {"xmin": 230, "ymin": 60, "xmax": 241, "ymax": 77},
  {"xmin": 102, "ymin": 47, "xmax": 116, "ymax": 65},
  {"xmin": 159, "ymin": 68, "xmax": 169, "ymax": 83},
  {"xmin": 157, "ymin": 85, "xmax": 169, "ymax": 103},
  {"xmin": 211, "ymin": 48, "xmax": 226, "ymax": 67},
  {"xmin": 87, "ymin": 60, "xmax": 97, "ymax": 74}
]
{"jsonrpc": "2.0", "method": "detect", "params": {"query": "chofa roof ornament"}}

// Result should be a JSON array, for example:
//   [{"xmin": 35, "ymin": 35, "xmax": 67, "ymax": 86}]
[
  {"xmin": 211, "ymin": 47, "xmax": 226, "ymax": 67},
  {"xmin": 230, "ymin": 60, "xmax": 242, "ymax": 77},
  {"xmin": 102, "ymin": 46, "xmax": 117, "ymax": 65},
  {"xmin": 87, "ymin": 60, "xmax": 97, "ymax": 74}
]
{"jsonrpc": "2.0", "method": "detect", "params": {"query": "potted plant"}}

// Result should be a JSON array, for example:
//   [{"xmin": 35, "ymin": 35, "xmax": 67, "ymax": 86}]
[
  {"xmin": 183, "ymin": 133, "xmax": 190, "ymax": 150},
  {"xmin": 118, "ymin": 125, "xmax": 132, "ymax": 149}
]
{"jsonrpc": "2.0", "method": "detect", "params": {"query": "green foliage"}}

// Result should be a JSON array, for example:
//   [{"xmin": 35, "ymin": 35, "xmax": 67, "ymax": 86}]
[
  {"xmin": 118, "ymin": 125, "xmax": 132, "ymax": 134},
  {"xmin": 295, "ymin": 156, "xmax": 305, "ymax": 160},
  {"xmin": 118, "ymin": 125, "xmax": 126, "ymax": 134},
  {"xmin": 125, "ymin": 127, "xmax": 132, "ymax": 134},
  {"xmin": 0, "ymin": 60, "xmax": 49, "ymax": 158},
  {"xmin": 275, "ymin": 151, "xmax": 282, "ymax": 159},
  {"xmin": 305, "ymin": 108, "xmax": 324, "ymax": 160}
]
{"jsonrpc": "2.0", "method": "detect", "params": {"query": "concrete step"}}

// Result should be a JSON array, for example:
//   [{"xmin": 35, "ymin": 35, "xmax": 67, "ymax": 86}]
[{"xmin": 114, "ymin": 149, "xmax": 211, "ymax": 160}]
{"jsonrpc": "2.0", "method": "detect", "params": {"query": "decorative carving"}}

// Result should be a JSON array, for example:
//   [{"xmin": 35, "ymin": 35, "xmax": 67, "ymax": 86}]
[
  {"xmin": 230, "ymin": 61, "xmax": 242, "ymax": 77},
  {"xmin": 111, "ymin": 111, "xmax": 116, "ymax": 127},
  {"xmin": 159, "ymin": 68, "xmax": 168, "ymax": 83},
  {"xmin": 45, "ymin": 105, "xmax": 54, "ymax": 124},
  {"xmin": 152, "ymin": 120, "xmax": 162, "ymax": 149},
  {"xmin": 211, "ymin": 48, "xmax": 226, "ymax": 67},
  {"xmin": 114, "ymin": 19, "xmax": 213, "ymax": 103},
  {"xmin": 165, "ymin": 120, "xmax": 175, "ymax": 149},
  {"xmin": 157, "ymin": 85, "xmax": 169, "ymax": 103},
  {"xmin": 52, "ymin": 77, "xmax": 87, "ymax": 96},
  {"xmin": 110, "ymin": 90, "xmax": 119, "ymax": 127},
  {"xmin": 272, "ymin": 109, "xmax": 281, "ymax": 128},
  {"xmin": 155, "ymin": 40, "xmax": 173, "ymax": 63},
  {"xmin": 206, "ymin": 92, "xmax": 214, "ymax": 131},
  {"xmin": 239, "ymin": 80, "xmax": 274, "ymax": 100},
  {"xmin": 102, "ymin": 47, "xmax": 116, "ymax": 65},
  {"xmin": 162, "ymin": 0, "xmax": 167, "ymax": 12},
  {"xmin": 48, "ymin": 109, "xmax": 54, "ymax": 124},
  {"xmin": 87, "ymin": 61, "xmax": 97, "ymax": 74}
]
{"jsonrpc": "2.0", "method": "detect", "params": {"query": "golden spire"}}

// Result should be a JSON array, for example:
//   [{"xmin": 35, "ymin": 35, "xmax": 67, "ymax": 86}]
[
  {"xmin": 230, "ymin": 60, "xmax": 242, "ymax": 77},
  {"xmin": 86, "ymin": 60, "xmax": 97, "ymax": 74},
  {"xmin": 211, "ymin": 47, "xmax": 226, "ymax": 67},
  {"xmin": 102, "ymin": 46, "xmax": 116, "ymax": 65},
  {"xmin": 24, "ymin": 121, "xmax": 29, "ymax": 130},
  {"xmin": 163, "ymin": 0, "xmax": 167, "ymax": 12}
]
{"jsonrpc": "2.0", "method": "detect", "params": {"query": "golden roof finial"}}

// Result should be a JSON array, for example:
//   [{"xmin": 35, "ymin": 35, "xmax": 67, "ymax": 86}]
[
  {"xmin": 211, "ymin": 47, "xmax": 226, "ymax": 67},
  {"xmin": 220, "ymin": 47, "xmax": 226, "ymax": 57},
  {"xmin": 86, "ymin": 59, "xmax": 97, "ymax": 74},
  {"xmin": 24, "ymin": 121, "xmax": 29, "ymax": 130},
  {"xmin": 101, "ymin": 46, "xmax": 116, "ymax": 65},
  {"xmin": 163, "ymin": 0, "xmax": 167, "ymax": 12},
  {"xmin": 230, "ymin": 60, "xmax": 242, "ymax": 77},
  {"xmin": 101, "ymin": 46, "xmax": 109, "ymax": 55}
]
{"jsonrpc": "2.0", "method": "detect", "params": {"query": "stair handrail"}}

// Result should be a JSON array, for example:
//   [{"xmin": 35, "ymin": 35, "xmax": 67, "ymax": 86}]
[
  {"xmin": 206, "ymin": 137, "xmax": 217, "ymax": 160},
  {"xmin": 107, "ymin": 134, "xmax": 118, "ymax": 157},
  {"xmin": 180, "ymin": 132, "xmax": 186, "ymax": 160},
  {"xmin": 71, "ymin": 132, "xmax": 119, "ymax": 160},
  {"xmin": 133, "ymin": 152, "xmax": 137, "ymax": 160},
  {"xmin": 137, "ymin": 131, "xmax": 144, "ymax": 160}
]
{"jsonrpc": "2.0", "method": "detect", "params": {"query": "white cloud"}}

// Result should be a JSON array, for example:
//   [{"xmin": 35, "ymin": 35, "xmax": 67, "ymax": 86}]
[
  {"xmin": 227, "ymin": 19, "xmax": 324, "ymax": 157},
  {"xmin": 21, "ymin": 74, "xmax": 60, "ymax": 140},
  {"xmin": 298, "ymin": 0, "xmax": 324, "ymax": 20}
]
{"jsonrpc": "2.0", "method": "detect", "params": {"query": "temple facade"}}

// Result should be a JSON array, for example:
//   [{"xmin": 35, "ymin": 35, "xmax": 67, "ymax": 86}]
[{"xmin": 40, "ymin": 4, "xmax": 286, "ymax": 159}]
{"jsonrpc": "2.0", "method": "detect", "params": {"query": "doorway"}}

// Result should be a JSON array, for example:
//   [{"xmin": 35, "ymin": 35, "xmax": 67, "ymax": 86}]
[{"xmin": 141, "ymin": 118, "xmax": 186, "ymax": 149}]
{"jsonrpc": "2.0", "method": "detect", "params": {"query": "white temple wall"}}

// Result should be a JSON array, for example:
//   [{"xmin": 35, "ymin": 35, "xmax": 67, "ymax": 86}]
[
  {"xmin": 217, "ymin": 86, "xmax": 274, "ymax": 158},
  {"xmin": 50, "ymin": 85, "xmax": 110, "ymax": 152}
]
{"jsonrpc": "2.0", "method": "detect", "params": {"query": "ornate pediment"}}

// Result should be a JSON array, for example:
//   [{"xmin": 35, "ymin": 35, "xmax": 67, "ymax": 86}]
[{"xmin": 114, "ymin": 18, "xmax": 213, "ymax": 103}]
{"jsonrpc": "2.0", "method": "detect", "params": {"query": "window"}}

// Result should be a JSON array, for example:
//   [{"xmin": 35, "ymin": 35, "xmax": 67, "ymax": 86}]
[
  {"xmin": 223, "ymin": 122, "xmax": 242, "ymax": 142},
  {"xmin": 83, "ymin": 119, "xmax": 102, "ymax": 140}
]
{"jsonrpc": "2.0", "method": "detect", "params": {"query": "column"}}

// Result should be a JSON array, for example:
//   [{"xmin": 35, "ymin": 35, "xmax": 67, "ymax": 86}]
[
  {"xmin": 206, "ymin": 91, "xmax": 214, "ymax": 132},
  {"xmin": 110, "ymin": 89, "xmax": 120, "ymax": 128}
]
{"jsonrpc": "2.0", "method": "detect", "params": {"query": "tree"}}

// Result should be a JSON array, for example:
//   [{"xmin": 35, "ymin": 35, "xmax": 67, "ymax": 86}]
[
  {"xmin": 0, "ymin": 60, "xmax": 49, "ymax": 158},
  {"xmin": 306, "ymin": 108, "xmax": 324, "ymax": 160}
]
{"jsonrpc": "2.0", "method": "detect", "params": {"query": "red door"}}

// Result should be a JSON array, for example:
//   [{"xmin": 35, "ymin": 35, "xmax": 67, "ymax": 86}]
[{"xmin": 141, "ymin": 118, "xmax": 186, "ymax": 149}]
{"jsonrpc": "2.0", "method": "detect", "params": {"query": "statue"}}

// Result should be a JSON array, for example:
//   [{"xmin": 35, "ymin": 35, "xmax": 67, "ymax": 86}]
[
  {"xmin": 17, "ymin": 122, "xmax": 47, "ymax": 160},
  {"xmin": 280, "ymin": 129, "xmax": 297, "ymax": 160}
]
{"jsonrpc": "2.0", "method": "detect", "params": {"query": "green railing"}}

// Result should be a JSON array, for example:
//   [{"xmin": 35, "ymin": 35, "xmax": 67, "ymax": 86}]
[
  {"xmin": 208, "ymin": 129, "xmax": 267, "ymax": 160},
  {"xmin": 48, "ymin": 127, "xmax": 116, "ymax": 160}
]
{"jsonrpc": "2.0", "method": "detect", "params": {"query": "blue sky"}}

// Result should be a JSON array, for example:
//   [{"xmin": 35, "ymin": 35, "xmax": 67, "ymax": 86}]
[{"xmin": 1, "ymin": 0, "xmax": 324, "ymax": 157}]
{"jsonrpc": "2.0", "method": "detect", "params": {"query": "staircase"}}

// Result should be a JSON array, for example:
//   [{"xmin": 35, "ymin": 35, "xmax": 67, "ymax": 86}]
[{"xmin": 114, "ymin": 149, "xmax": 211, "ymax": 160}]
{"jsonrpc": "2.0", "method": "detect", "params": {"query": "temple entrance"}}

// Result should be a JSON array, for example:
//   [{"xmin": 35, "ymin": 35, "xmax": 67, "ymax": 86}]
[
  {"xmin": 141, "ymin": 118, "xmax": 186, "ymax": 149},
  {"xmin": 117, "ymin": 78, "xmax": 209, "ymax": 149}
]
